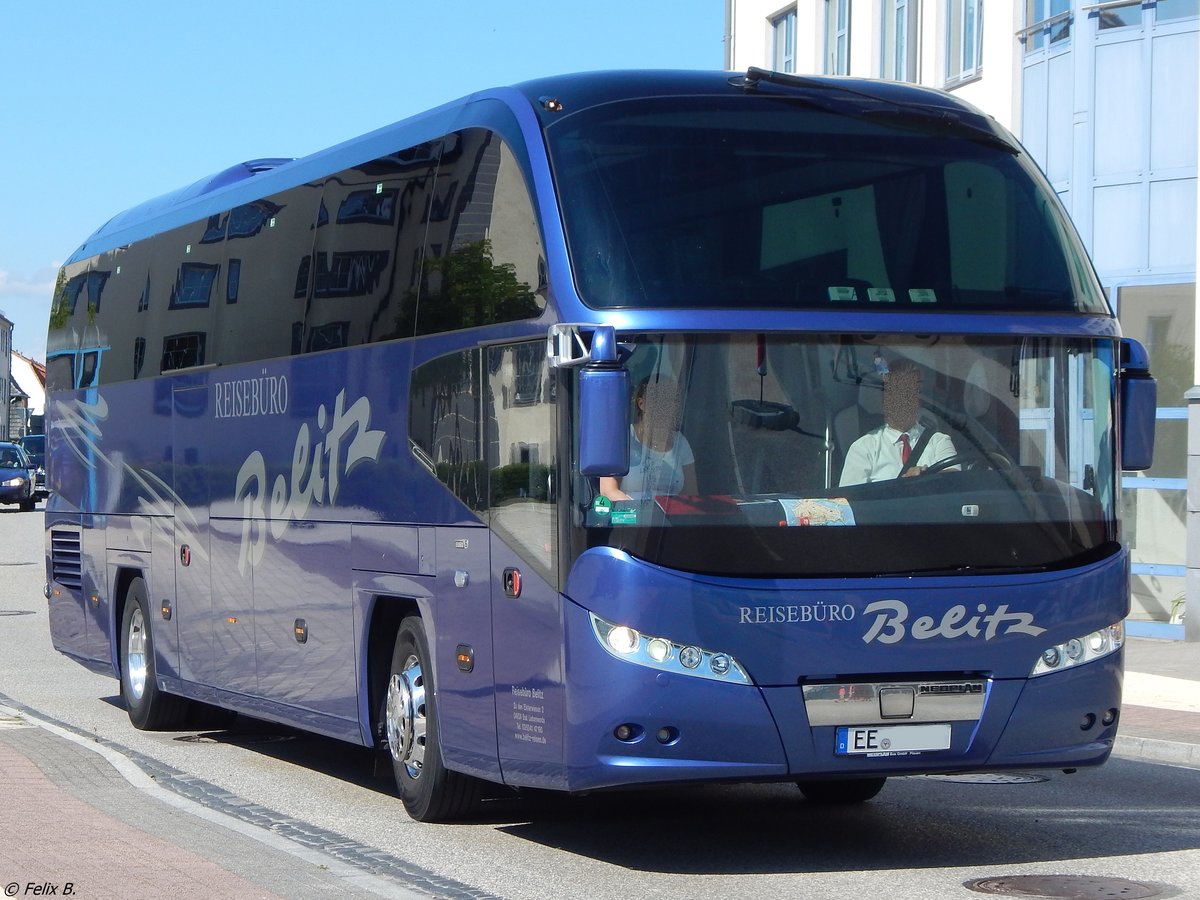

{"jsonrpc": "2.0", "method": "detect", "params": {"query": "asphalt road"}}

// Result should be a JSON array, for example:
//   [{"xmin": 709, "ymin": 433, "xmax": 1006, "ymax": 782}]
[{"xmin": 2, "ymin": 506, "xmax": 1198, "ymax": 900}]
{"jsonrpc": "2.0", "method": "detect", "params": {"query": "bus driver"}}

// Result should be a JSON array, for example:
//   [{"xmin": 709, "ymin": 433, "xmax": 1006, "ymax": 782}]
[{"xmin": 839, "ymin": 360, "xmax": 957, "ymax": 486}]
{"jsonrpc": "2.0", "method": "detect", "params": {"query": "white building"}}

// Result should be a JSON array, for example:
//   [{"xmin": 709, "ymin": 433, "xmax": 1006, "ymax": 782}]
[
  {"xmin": 11, "ymin": 351, "xmax": 46, "ymax": 435},
  {"xmin": 725, "ymin": 0, "xmax": 1198, "ymax": 639},
  {"xmin": 0, "ymin": 313, "xmax": 10, "ymax": 440}
]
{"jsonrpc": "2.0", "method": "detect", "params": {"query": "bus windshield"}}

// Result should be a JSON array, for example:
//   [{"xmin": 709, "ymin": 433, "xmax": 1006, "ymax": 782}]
[
  {"xmin": 569, "ymin": 333, "xmax": 1118, "ymax": 578},
  {"xmin": 547, "ymin": 95, "xmax": 1107, "ymax": 314}
]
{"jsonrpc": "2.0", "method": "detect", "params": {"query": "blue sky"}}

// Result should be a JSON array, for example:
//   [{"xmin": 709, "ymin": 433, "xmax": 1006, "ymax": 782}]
[{"xmin": 0, "ymin": 1, "xmax": 726, "ymax": 361}]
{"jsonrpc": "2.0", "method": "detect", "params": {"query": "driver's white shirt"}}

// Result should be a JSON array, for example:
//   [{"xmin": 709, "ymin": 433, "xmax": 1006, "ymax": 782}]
[{"xmin": 839, "ymin": 423, "xmax": 957, "ymax": 486}]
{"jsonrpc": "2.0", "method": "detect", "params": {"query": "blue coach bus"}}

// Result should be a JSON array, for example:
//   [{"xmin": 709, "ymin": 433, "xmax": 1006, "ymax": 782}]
[{"xmin": 45, "ymin": 69, "xmax": 1156, "ymax": 821}]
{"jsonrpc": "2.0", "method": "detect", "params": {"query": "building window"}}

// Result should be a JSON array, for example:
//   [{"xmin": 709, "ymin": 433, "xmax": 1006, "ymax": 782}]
[
  {"xmin": 1095, "ymin": 0, "xmax": 1197, "ymax": 30},
  {"xmin": 161, "ymin": 332, "xmax": 206, "ymax": 372},
  {"xmin": 825, "ymin": 0, "xmax": 851, "ymax": 74},
  {"xmin": 1156, "ymin": 0, "xmax": 1199, "ymax": 21},
  {"xmin": 773, "ymin": 9, "xmax": 797, "ymax": 73},
  {"xmin": 1021, "ymin": 0, "xmax": 1070, "ymax": 51},
  {"xmin": 168, "ymin": 263, "xmax": 219, "ymax": 309},
  {"xmin": 882, "ymin": 0, "xmax": 919, "ymax": 80},
  {"xmin": 946, "ymin": 0, "xmax": 983, "ymax": 84},
  {"xmin": 133, "ymin": 337, "xmax": 145, "ymax": 378}
]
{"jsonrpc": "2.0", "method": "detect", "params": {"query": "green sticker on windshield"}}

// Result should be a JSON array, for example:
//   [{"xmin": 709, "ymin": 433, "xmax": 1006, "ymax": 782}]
[{"xmin": 593, "ymin": 496, "xmax": 612, "ymax": 516}]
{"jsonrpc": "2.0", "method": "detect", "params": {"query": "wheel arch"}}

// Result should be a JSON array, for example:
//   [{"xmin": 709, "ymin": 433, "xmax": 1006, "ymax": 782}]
[
  {"xmin": 111, "ymin": 565, "xmax": 146, "ymax": 679},
  {"xmin": 365, "ymin": 594, "xmax": 422, "ymax": 747}
]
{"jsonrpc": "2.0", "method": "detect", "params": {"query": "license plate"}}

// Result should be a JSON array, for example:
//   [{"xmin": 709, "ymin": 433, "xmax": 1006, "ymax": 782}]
[{"xmin": 836, "ymin": 723, "xmax": 952, "ymax": 755}]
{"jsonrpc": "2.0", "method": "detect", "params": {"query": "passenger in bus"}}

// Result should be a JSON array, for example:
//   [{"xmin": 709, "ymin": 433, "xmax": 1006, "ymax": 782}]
[
  {"xmin": 838, "ymin": 361, "xmax": 957, "ymax": 486},
  {"xmin": 600, "ymin": 376, "xmax": 698, "ymax": 502}
]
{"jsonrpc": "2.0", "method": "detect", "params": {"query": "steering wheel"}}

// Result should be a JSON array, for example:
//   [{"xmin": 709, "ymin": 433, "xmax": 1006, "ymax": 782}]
[{"xmin": 921, "ymin": 451, "xmax": 1013, "ymax": 476}]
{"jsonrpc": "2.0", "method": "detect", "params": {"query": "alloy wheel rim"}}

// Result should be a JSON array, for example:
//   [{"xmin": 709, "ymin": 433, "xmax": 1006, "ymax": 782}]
[
  {"xmin": 126, "ymin": 606, "xmax": 148, "ymax": 701},
  {"xmin": 385, "ymin": 654, "xmax": 427, "ymax": 779}
]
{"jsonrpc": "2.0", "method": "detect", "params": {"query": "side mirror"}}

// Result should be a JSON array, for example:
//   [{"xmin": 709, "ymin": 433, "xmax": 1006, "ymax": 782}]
[
  {"xmin": 577, "ymin": 326, "xmax": 630, "ymax": 477},
  {"xmin": 1119, "ymin": 338, "xmax": 1156, "ymax": 472}
]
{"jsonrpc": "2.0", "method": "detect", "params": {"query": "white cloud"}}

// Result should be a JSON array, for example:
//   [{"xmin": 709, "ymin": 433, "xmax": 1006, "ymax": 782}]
[
  {"xmin": 0, "ymin": 267, "xmax": 58, "ymax": 300},
  {"xmin": 0, "ymin": 268, "xmax": 56, "ymax": 361}
]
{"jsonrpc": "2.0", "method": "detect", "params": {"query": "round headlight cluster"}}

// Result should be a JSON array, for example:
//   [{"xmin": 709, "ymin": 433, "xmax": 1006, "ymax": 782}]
[
  {"xmin": 591, "ymin": 613, "xmax": 751, "ymax": 684},
  {"xmin": 1031, "ymin": 622, "xmax": 1124, "ymax": 677}
]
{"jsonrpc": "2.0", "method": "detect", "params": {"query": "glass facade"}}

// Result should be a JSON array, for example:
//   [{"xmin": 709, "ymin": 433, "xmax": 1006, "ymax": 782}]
[{"xmin": 1117, "ymin": 283, "xmax": 1195, "ymax": 625}]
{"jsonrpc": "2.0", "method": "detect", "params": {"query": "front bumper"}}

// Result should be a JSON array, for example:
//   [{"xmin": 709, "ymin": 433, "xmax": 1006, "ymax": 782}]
[{"xmin": 559, "ymin": 600, "xmax": 1122, "ymax": 791}]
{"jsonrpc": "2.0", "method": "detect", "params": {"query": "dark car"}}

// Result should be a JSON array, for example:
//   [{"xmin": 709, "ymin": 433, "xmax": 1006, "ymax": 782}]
[
  {"xmin": 17, "ymin": 433, "xmax": 47, "ymax": 501},
  {"xmin": 0, "ymin": 442, "xmax": 36, "ymax": 511}
]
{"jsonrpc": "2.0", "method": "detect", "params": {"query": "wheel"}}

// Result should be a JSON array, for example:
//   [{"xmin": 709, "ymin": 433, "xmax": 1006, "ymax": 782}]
[
  {"xmin": 796, "ymin": 776, "xmax": 887, "ymax": 804},
  {"xmin": 383, "ymin": 617, "xmax": 482, "ymax": 821},
  {"xmin": 120, "ymin": 577, "xmax": 189, "ymax": 730}
]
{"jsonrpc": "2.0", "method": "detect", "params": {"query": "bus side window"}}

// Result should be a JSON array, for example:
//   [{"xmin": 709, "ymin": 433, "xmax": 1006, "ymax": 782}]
[
  {"xmin": 415, "ymin": 129, "xmax": 545, "ymax": 337},
  {"xmin": 409, "ymin": 349, "xmax": 486, "ymax": 512}
]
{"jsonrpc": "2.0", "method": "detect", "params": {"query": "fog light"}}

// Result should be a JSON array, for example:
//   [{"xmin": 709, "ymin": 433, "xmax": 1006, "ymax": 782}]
[
  {"xmin": 656, "ymin": 726, "xmax": 678, "ymax": 744},
  {"xmin": 1080, "ymin": 713, "xmax": 1096, "ymax": 731},
  {"xmin": 1102, "ymin": 708, "xmax": 1117, "ymax": 726},
  {"xmin": 614, "ymin": 723, "xmax": 641, "ymax": 742}
]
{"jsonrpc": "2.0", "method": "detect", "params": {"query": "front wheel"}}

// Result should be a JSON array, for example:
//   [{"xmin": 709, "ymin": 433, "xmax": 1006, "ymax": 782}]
[
  {"xmin": 796, "ymin": 776, "xmax": 887, "ymax": 804},
  {"xmin": 120, "ymin": 577, "xmax": 189, "ymax": 730},
  {"xmin": 383, "ymin": 617, "xmax": 482, "ymax": 822}
]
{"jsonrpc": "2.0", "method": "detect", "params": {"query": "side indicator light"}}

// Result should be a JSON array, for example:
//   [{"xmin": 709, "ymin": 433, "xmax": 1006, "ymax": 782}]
[{"xmin": 456, "ymin": 644, "xmax": 475, "ymax": 673}]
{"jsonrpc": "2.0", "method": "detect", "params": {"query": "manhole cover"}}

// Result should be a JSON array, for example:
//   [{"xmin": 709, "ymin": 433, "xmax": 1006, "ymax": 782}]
[
  {"xmin": 919, "ymin": 772, "xmax": 1048, "ymax": 784},
  {"xmin": 0, "ymin": 610, "xmax": 35, "ymax": 617},
  {"xmin": 965, "ymin": 875, "xmax": 1161, "ymax": 898}
]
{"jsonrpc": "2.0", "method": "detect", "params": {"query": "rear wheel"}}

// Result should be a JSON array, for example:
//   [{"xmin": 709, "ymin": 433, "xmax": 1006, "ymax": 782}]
[
  {"xmin": 120, "ymin": 577, "xmax": 189, "ymax": 730},
  {"xmin": 796, "ymin": 776, "xmax": 887, "ymax": 804},
  {"xmin": 384, "ymin": 617, "xmax": 482, "ymax": 822}
]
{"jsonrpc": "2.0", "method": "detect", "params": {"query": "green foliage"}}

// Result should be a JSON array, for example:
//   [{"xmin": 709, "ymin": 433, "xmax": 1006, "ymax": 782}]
[{"xmin": 397, "ymin": 239, "xmax": 540, "ymax": 335}]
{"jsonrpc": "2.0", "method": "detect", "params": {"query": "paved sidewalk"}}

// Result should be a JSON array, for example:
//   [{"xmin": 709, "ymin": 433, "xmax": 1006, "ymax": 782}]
[
  {"xmin": 0, "ymin": 705, "xmax": 461, "ymax": 900},
  {"xmin": 0, "ymin": 636, "xmax": 1195, "ymax": 899},
  {"xmin": 1115, "ymin": 636, "xmax": 1200, "ymax": 769}
]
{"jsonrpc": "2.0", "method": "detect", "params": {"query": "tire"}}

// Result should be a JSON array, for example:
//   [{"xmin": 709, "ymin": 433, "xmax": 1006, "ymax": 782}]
[
  {"xmin": 119, "ymin": 577, "xmax": 189, "ymax": 730},
  {"xmin": 796, "ymin": 776, "xmax": 887, "ymax": 804},
  {"xmin": 383, "ymin": 617, "xmax": 482, "ymax": 821}
]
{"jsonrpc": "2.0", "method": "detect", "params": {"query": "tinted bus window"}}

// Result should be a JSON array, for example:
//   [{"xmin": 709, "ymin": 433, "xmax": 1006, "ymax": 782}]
[
  {"xmin": 213, "ymin": 182, "xmax": 324, "ymax": 365},
  {"xmin": 546, "ymin": 95, "xmax": 1107, "ymax": 314},
  {"xmin": 415, "ymin": 129, "xmax": 545, "ymax": 336},
  {"xmin": 301, "ymin": 142, "xmax": 441, "ymax": 349}
]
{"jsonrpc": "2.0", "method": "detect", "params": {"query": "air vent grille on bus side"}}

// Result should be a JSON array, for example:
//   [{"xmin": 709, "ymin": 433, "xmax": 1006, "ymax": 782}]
[{"xmin": 51, "ymin": 530, "xmax": 83, "ymax": 590}]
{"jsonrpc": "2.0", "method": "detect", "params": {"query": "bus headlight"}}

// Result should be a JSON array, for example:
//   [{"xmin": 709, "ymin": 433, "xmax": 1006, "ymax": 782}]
[
  {"xmin": 2, "ymin": 476, "xmax": 27, "ymax": 488},
  {"xmin": 1030, "ymin": 622, "xmax": 1124, "ymax": 677},
  {"xmin": 590, "ymin": 613, "xmax": 752, "ymax": 684}
]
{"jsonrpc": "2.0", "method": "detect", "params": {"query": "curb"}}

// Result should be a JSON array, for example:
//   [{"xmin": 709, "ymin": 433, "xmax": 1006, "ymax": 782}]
[
  {"xmin": 1113, "ymin": 734, "xmax": 1200, "ymax": 770},
  {"xmin": 0, "ymin": 695, "xmax": 496, "ymax": 900}
]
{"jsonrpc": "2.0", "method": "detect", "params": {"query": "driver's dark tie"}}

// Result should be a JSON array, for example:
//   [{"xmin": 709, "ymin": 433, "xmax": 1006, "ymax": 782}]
[{"xmin": 900, "ymin": 433, "xmax": 912, "ymax": 465}]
